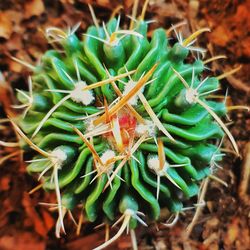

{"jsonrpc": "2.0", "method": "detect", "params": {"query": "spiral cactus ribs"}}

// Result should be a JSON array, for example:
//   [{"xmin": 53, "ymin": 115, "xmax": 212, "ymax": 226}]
[{"xmin": 10, "ymin": 1, "xmax": 240, "ymax": 249}]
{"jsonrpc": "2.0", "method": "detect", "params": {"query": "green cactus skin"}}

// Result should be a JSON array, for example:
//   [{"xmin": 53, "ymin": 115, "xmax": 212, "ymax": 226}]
[{"xmin": 13, "ymin": 13, "xmax": 235, "ymax": 249}]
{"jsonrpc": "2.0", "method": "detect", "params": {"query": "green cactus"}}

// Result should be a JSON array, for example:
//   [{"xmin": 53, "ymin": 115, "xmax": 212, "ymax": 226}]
[{"xmin": 11, "ymin": 3, "xmax": 239, "ymax": 249}]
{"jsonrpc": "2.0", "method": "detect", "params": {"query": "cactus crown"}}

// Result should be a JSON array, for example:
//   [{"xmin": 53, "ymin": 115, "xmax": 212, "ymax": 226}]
[{"xmin": 12, "ymin": 3, "xmax": 238, "ymax": 249}]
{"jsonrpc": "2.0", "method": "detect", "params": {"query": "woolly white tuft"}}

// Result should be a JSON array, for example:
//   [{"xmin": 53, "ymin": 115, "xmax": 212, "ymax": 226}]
[
  {"xmin": 51, "ymin": 148, "xmax": 67, "ymax": 165},
  {"xmin": 147, "ymin": 155, "xmax": 167, "ymax": 176},
  {"xmin": 185, "ymin": 88, "xmax": 198, "ymax": 104},
  {"xmin": 122, "ymin": 80, "xmax": 144, "ymax": 106},
  {"xmin": 135, "ymin": 120, "xmax": 155, "ymax": 137},
  {"xmin": 70, "ymin": 81, "xmax": 94, "ymax": 105},
  {"xmin": 147, "ymin": 155, "xmax": 160, "ymax": 171},
  {"xmin": 84, "ymin": 117, "xmax": 95, "ymax": 132},
  {"xmin": 100, "ymin": 149, "xmax": 116, "ymax": 164}
]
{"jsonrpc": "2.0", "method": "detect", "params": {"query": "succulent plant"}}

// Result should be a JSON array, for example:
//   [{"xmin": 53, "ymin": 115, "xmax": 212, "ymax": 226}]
[{"xmin": 10, "ymin": 2, "xmax": 240, "ymax": 249}]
